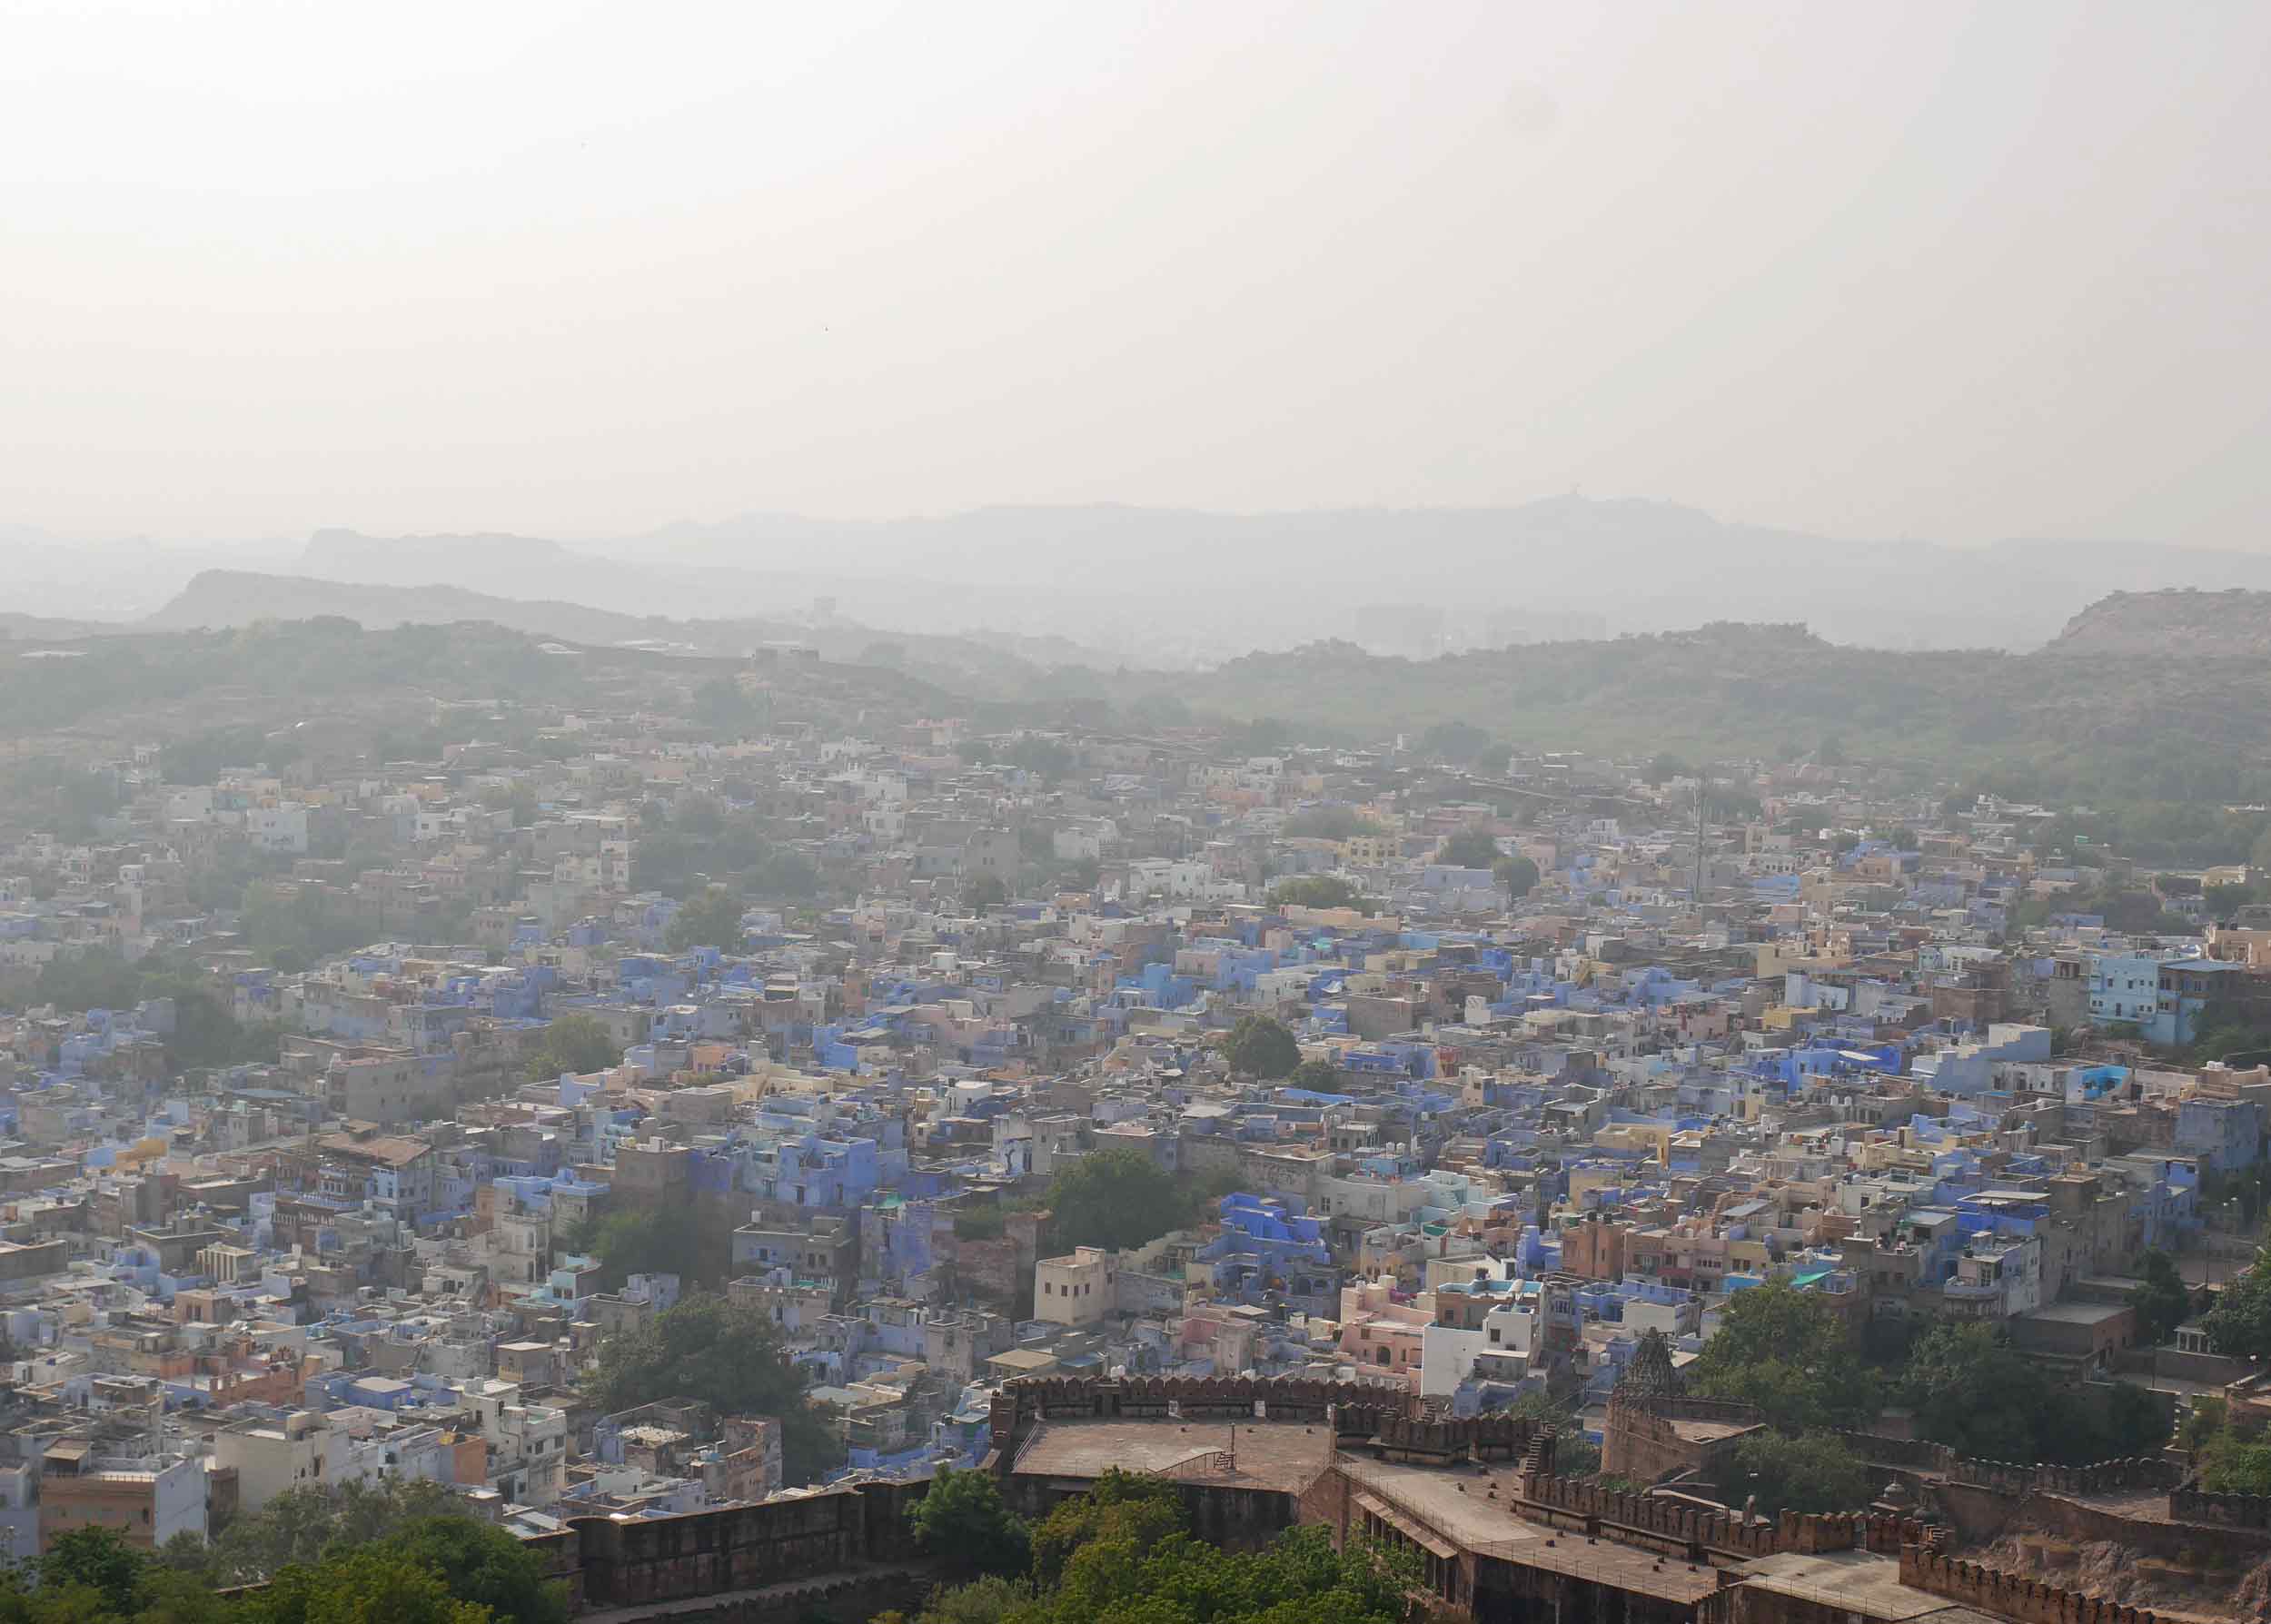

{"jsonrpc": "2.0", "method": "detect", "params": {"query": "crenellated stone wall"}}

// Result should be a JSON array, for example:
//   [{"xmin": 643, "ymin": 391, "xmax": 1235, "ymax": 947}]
[
  {"xmin": 986, "ymin": 1373, "xmax": 1529, "ymax": 1472},
  {"xmin": 1940, "ymin": 1454, "xmax": 2180, "ymax": 1498},
  {"xmin": 1514, "ymin": 1470, "xmax": 1931, "ymax": 1564},
  {"xmin": 1899, "ymin": 1544, "xmax": 2159, "ymax": 1624},
  {"xmin": 2167, "ymin": 1480, "xmax": 2271, "ymax": 1530}
]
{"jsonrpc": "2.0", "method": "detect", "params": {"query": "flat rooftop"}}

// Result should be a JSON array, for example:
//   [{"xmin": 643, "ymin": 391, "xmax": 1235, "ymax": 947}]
[
  {"xmin": 2020, "ymin": 1301, "xmax": 2131, "ymax": 1325},
  {"xmin": 1735, "ymin": 1550, "xmax": 1998, "ymax": 1624},
  {"xmin": 1339, "ymin": 1457, "xmax": 1726, "ymax": 1604},
  {"xmin": 1010, "ymin": 1419, "xmax": 1332, "ymax": 1496},
  {"xmin": 1669, "ymin": 1415, "xmax": 1760, "ymax": 1443}
]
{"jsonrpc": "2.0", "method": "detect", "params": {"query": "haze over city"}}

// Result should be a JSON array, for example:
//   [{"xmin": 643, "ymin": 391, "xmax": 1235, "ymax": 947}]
[
  {"xmin": 5, "ymin": 1, "xmax": 2268, "ymax": 551},
  {"xmin": 7, "ymin": 14, "xmax": 2271, "ymax": 1624}
]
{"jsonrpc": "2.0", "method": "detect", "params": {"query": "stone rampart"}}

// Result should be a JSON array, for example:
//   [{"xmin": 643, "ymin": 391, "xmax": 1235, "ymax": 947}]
[
  {"xmin": 1514, "ymin": 1471, "xmax": 1929, "ymax": 1563},
  {"xmin": 564, "ymin": 1478, "xmax": 927, "ymax": 1612},
  {"xmin": 1899, "ymin": 1544, "xmax": 2158, "ymax": 1624},
  {"xmin": 2168, "ymin": 1481, "xmax": 2271, "ymax": 1530},
  {"xmin": 987, "ymin": 1373, "xmax": 1515, "ymax": 1471}
]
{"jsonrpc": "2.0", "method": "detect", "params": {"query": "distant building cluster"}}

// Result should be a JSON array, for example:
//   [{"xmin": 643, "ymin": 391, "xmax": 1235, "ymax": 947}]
[{"xmin": 0, "ymin": 715, "xmax": 2260, "ymax": 1589}]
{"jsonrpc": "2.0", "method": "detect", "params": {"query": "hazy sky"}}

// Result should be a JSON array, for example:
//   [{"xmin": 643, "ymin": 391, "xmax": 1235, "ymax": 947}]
[{"xmin": 5, "ymin": 1, "xmax": 2267, "ymax": 546}]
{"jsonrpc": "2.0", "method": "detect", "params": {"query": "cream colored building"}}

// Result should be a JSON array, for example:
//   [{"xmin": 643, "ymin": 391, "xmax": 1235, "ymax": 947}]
[{"xmin": 1033, "ymin": 1246, "xmax": 1116, "ymax": 1326}]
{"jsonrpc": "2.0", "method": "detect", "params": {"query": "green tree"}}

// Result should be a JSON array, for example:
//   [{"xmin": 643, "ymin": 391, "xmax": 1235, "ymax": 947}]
[
  {"xmin": 907, "ymin": 1466, "xmax": 1030, "ymax": 1582},
  {"xmin": 666, "ymin": 885, "xmax": 747, "ymax": 953},
  {"xmin": 1436, "ymin": 829, "xmax": 1502, "ymax": 869},
  {"xmin": 1495, "ymin": 854, "xmax": 1542, "ymax": 901},
  {"xmin": 1897, "ymin": 1322, "xmax": 2043, "ymax": 1461},
  {"xmin": 35, "ymin": 947, "xmax": 144, "ymax": 1013},
  {"xmin": 1288, "ymin": 1058, "xmax": 1342, "ymax": 1091},
  {"xmin": 129, "ymin": 1567, "xmax": 233, "ymax": 1624},
  {"xmin": 1894, "ymin": 1322, "xmax": 2159, "ymax": 1464},
  {"xmin": 40, "ymin": 1526, "xmax": 148, "ymax": 1613},
  {"xmin": 242, "ymin": 1548, "xmax": 493, "ymax": 1624},
  {"xmin": 691, "ymin": 676, "xmax": 760, "ymax": 733},
  {"xmin": 1267, "ymin": 875, "xmax": 1374, "ymax": 914},
  {"xmin": 205, "ymin": 1479, "xmax": 475, "ymax": 1585},
  {"xmin": 1689, "ymin": 1282, "xmax": 1876, "ymax": 1431},
  {"xmin": 1224, "ymin": 1015, "xmax": 1301, "ymax": 1080},
  {"xmin": 1006, "ymin": 738, "xmax": 1075, "ymax": 778},
  {"xmin": 239, "ymin": 885, "xmax": 364, "ymax": 970},
  {"xmin": 207, "ymin": 1486, "xmax": 352, "ymax": 1583},
  {"xmin": 2099, "ymin": 1379, "xmax": 2171, "ymax": 1458},
  {"xmin": 590, "ymin": 1294, "xmax": 844, "ymax": 1484},
  {"xmin": 2206, "ymin": 1428, "xmax": 2271, "ymax": 1494},
  {"xmin": 2206, "ymin": 1247, "xmax": 2271, "ymax": 1361},
  {"xmin": 749, "ymin": 850, "xmax": 819, "ymax": 901},
  {"xmin": 379, "ymin": 1514, "xmax": 568, "ymax": 1624},
  {"xmin": 966, "ymin": 874, "xmax": 1008, "ymax": 910},
  {"xmin": 899, "ymin": 1574, "xmax": 1037, "ymax": 1624},
  {"xmin": 1416, "ymin": 719, "xmax": 1493, "ymax": 764},
  {"xmin": 1046, "ymin": 1147, "xmax": 1188, "ymax": 1253},
  {"xmin": 524, "ymin": 1012, "xmax": 620, "ymax": 1079},
  {"xmin": 585, "ymin": 1203, "xmax": 705, "ymax": 1290},
  {"xmin": 2130, "ymin": 1249, "xmax": 2194, "ymax": 1345},
  {"xmin": 1027, "ymin": 1469, "xmax": 1186, "ymax": 1587},
  {"xmin": 1721, "ymin": 1431, "xmax": 1872, "ymax": 1518},
  {"xmin": 2179, "ymin": 1394, "xmax": 2228, "ymax": 1453},
  {"xmin": 1045, "ymin": 1524, "xmax": 1414, "ymax": 1624}
]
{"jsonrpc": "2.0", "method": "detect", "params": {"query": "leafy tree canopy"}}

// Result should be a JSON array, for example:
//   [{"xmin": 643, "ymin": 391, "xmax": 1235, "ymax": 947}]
[
  {"xmin": 581, "ymin": 1203, "xmax": 707, "ymax": 1291},
  {"xmin": 1723, "ymin": 1431, "xmax": 1872, "ymax": 1518},
  {"xmin": 1045, "ymin": 1147, "xmax": 1190, "ymax": 1253},
  {"xmin": 1436, "ymin": 829, "xmax": 1502, "ymax": 869},
  {"xmin": 523, "ymin": 1012, "xmax": 620, "ymax": 1079},
  {"xmin": 1688, "ymin": 1282, "xmax": 1877, "ymax": 1432},
  {"xmin": 2130, "ymin": 1249, "xmax": 2194, "ymax": 1345},
  {"xmin": 2207, "ymin": 1247, "xmax": 2271, "ymax": 1362},
  {"xmin": 1223, "ymin": 1015, "xmax": 1301, "ymax": 1080},
  {"xmin": 1027, "ymin": 1469, "xmax": 1185, "ymax": 1588},
  {"xmin": 15, "ymin": 1503, "xmax": 562, "ymax": 1624},
  {"xmin": 665, "ymin": 885, "xmax": 747, "ymax": 954},
  {"xmin": 1897, "ymin": 1322, "xmax": 2167, "ymax": 1464},
  {"xmin": 907, "ymin": 1466, "xmax": 1031, "ymax": 1582},
  {"xmin": 1288, "ymin": 1058, "xmax": 1342, "ymax": 1092},
  {"xmin": 1495, "ymin": 854, "xmax": 1541, "ymax": 901},
  {"xmin": 590, "ymin": 1293, "xmax": 844, "ymax": 1485},
  {"xmin": 1267, "ymin": 875, "xmax": 1376, "ymax": 915}
]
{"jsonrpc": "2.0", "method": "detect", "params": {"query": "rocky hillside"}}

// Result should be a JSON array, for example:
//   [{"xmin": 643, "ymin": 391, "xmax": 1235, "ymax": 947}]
[{"xmin": 2048, "ymin": 588, "xmax": 2271, "ymax": 657}]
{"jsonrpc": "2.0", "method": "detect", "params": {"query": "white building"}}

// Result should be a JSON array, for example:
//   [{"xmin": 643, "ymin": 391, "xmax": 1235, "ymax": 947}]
[{"xmin": 215, "ymin": 1411, "xmax": 342, "ymax": 1512}]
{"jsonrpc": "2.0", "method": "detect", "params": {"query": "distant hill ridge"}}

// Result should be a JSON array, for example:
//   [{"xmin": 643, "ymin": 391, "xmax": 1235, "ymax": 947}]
[
  {"xmin": 142, "ymin": 569, "xmax": 1095, "ymax": 702},
  {"xmin": 33, "ymin": 579, "xmax": 2271, "ymax": 801},
  {"xmin": 2048, "ymin": 588, "xmax": 2271, "ymax": 657}
]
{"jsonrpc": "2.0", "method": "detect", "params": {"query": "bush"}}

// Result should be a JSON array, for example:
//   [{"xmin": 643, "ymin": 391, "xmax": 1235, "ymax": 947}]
[
  {"xmin": 1223, "ymin": 1015, "xmax": 1301, "ymax": 1080},
  {"xmin": 907, "ymin": 1467, "xmax": 1029, "ymax": 1581}
]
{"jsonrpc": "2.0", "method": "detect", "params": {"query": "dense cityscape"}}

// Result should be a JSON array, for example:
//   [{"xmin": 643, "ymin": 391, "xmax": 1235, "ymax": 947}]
[
  {"xmin": 2, "ymin": 629, "xmax": 2270, "ymax": 1623},
  {"xmin": 9, "ymin": 1, "xmax": 2268, "ymax": 1619}
]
